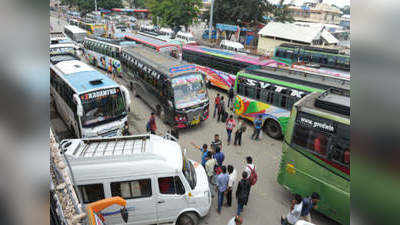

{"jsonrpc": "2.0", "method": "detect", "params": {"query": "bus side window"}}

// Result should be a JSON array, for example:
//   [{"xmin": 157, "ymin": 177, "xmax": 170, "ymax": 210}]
[{"xmin": 78, "ymin": 183, "xmax": 105, "ymax": 204}]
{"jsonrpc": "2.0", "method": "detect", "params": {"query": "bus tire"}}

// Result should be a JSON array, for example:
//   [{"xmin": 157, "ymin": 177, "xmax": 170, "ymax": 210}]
[
  {"xmin": 264, "ymin": 119, "xmax": 283, "ymax": 140},
  {"xmin": 177, "ymin": 212, "xmax": 199, "ymax": 225}
]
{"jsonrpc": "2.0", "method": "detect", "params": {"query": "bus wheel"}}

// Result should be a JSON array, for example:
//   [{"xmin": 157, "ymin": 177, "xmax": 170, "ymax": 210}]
[
  {"xmin": 177, "ymin": 212, "xmax": 199, "ymax": 225},
  {"xmin": 264, "ymin": 119, "xmax": 283, "ymax": 140}
]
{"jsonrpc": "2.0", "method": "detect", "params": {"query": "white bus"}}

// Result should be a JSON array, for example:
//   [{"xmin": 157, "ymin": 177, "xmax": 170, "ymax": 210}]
[
  {"xmin": 64, "ymin": 24, "xmax": 87, "ymax": 43},
  {"xmin": 50, "ymin": 60, "xmax": 131, "ymax": 138},
  {"xmin": 175, "ymin": 31, "xmax": 196, "ymax": 45}
]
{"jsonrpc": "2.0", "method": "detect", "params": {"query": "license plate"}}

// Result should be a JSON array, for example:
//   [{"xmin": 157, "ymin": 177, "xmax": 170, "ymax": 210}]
[{"xmin": 190, "ymin": 116, "xmax": 200, "ymax": 125}]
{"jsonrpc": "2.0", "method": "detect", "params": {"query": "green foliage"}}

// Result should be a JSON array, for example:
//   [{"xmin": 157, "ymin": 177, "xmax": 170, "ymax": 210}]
[
  {"xmin": 62, "ymin": 0, "xmax": 123, "ymax": 14},
  {"xmin": 145, "ymin": 0, "xmax": 201, "ymax": 30}
]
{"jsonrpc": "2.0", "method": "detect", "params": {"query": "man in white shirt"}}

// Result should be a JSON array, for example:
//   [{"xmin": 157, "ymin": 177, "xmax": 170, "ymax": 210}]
[
  {"xmin": 227, "ymin": 216, "xmax": 243, "ymax": 225},
  {"xmin": 281, "ymin": 194, "xmax": 303, "ymax": 225},
  {"xmin": 205, "ymin": 152, "xmax": 216, "ymax": 198},
  {"xmin": 226, "ymin": 165, "xmax": 236, "ymax": 207},
  {"xmin": 244, "ymin": 156, "xmax": 256, "ymax": 205}
]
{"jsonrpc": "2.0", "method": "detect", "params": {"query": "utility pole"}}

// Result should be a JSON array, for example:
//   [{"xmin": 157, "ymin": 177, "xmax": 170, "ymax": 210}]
[
  {"xmin": 208, "ymin": 0, "xmax": 214, "ymax": 40},
  {"xmin": 94, "ymin": 0, "xmax": 97, "ymax": 12}
]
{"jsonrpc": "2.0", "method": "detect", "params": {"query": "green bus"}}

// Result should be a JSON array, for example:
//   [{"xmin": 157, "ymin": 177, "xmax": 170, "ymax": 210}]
[
  {"xmin": 233, "ymin": 66, "xmax": 350, "ymax": 139},
  {"xmin": 277, "ymin": 89, "xmax": 350, "ymax": 224}
]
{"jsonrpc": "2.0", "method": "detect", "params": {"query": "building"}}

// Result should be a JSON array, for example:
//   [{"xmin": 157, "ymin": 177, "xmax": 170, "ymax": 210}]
[
  {"xmin": 257, "ymin": 22, "xmax": 339, "ymax": 54},
  {"xmin": 340, "ymin": 14, "xmax": 350, "ymax": 30},
  {"xmin": 288, "ymin": 2, "xmax": 343, "ymax": 25}
]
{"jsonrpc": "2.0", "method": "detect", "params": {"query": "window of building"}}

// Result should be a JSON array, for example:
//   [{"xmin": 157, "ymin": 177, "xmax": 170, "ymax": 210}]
[
  {"xmin": 78, "ymin": 183, "xmax": 105, "ymax": 203},
  {"xmin": 111, "ymin": 179, "xmax": 152, "ymax": 199},
  {"xmin": 158, "ymin": 176, "xmax": 185, "ymax": 195}
]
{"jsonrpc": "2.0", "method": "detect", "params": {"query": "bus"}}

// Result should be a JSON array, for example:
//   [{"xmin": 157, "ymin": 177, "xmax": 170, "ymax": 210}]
[
  {"xmin": 182, "ymin": 45, "xmax": 281, "ymax": 90},
  {"xmin": 64, "ymin": 24, "xmax": 87, "ymax": 43},
  {"xmin": 233, "ymin": 66, "xmax": 350, "ymax": 139},
  {"xmin": 78, "ymin": 21, "xmax": 107, "ymax": 36},
  {"xmin": 125, "ymin": 33, "xmax": 180, "ymax": 54},
  {"xmin": 120, "ymin": 45, "xmax": 209, "ymax": 128},
  {"xmin": 273, "ymin": 43, "xmax": 350, "ymax": 71},
  {"xmin": 175, "ymin": 31, "xmax": 196, "ymax": 45},
  {"xmin": 82, "ymin": 36, "xmax": 136, "ymax": 76},
  {"xmin": 277, "ymin": 89, "xmax": 350, "ymax": 224},
  {"xmin": 50, "ymin": 60, "xmax": 131, "ymax": 138},
  {"xmin": 50, "ymin": 32, "xmax": 72, "ymax": 45}
]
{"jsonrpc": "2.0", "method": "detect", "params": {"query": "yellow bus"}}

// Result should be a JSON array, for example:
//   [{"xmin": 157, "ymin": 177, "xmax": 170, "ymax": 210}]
[{"xmin": 78, "ymin": 21, "xmax": 107, "ymax": 36}]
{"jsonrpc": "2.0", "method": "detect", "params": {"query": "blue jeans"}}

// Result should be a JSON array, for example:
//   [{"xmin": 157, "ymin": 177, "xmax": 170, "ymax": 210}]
[
  {"xmin": 218, "ymin": 190, "xmax": 225, "ymax": 212},
  {"xmin": 227, "ymin": 129, "xmax": 232, "ymax": 143},
  {"xmin": 237, "ymin": 202, "xmax": 244, "ymax": 216}
]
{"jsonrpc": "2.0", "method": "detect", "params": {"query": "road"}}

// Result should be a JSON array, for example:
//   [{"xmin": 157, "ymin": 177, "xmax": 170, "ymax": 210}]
[{"xmin": 50, "ymin": 16, "xmax": 339, "ymax": 225}]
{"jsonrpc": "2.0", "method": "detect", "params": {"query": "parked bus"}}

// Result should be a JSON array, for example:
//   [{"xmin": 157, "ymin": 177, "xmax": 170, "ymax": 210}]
[
  {"xmin": 50, "ymin": 60, "xmax": 131, "ymax": 138},
  {"xmin": 120, "ymin": 46, "xmax": 209, "ymax": 128},
  {"xmin": 175, "ymin": 31, "xmax": 196, "ymax": 45},
  {"xmin": 182, "ymin": 45, "xmax": 281, "ymax": 90},
  {"xmin": 50, "ymin": 32, "xmax": 72, "ymax": 45},
  {"xmin": 125, "ymin": 33, "xmax": 180, "ymax": 54},
  {"xmin": 64, "ymin": 24, "xmax": 87, "ymax": 43},
  {"xmin": 273, "ymin": 43, "xmax": 350, "ymax": 71},
  {"xmin": 233, "ymin": 66, "xmax": 349, "ymax": 139},
  {"xmin": 78, "ymin": 21, "xmax": 107, "ymax": 36},
  {"xmin": 83, "ymin": 36, "xmax": 136, "ymax": 75},
  {"xmin": 277, "ymin": 89, "xmax": 350, "ymax": 224}
]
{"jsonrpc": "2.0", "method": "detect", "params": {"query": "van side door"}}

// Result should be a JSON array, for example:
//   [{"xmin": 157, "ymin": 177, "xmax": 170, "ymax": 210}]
[
  {"xmin": 156, "ymin": 175, "xmax": 188, "ymax": 223},
  {"xmin": 108, "ymin": 177, "xmax": 157, "ymax": 225}
]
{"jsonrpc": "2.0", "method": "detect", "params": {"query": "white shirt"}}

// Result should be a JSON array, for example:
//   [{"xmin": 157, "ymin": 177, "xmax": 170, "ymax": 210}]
[
  {"xmin": 245, "ymin": 164, "xmax": 255, "ymax": 179},
  {"xmin": 227, "ymin": 217, "xmax": 241, "ymax": 225},
  {"xmin": 228, "ymin": 169, "xmax": 237, "ymax": 188},
  {"xmin": 287, "ymin": 202, "xmax": 303, "ymax": 225}
]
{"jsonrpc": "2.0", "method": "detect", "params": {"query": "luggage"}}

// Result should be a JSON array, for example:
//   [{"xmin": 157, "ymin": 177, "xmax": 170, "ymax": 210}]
[{"xmin": 221, "ymin": 111, "xmax": 228, "ymax": 122}]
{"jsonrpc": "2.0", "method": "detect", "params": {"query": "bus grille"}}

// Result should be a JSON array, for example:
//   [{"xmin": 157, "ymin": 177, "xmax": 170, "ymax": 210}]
[{"xmin": 187, "ymin": 108, "xmax": 202, "ymax": 122}]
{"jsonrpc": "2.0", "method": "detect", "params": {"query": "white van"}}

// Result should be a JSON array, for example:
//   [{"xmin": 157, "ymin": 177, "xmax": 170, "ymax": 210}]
[
  {"xmin": 176, "ymin": 31, "xmax": 196, "ymax": 45},
  {"xmin": 220, "ymin": 40, "xmax": 244, "ymax": 52},
  {"xmin": 60, "ymin": 134, "xmax": 211, "ymax": 225}
]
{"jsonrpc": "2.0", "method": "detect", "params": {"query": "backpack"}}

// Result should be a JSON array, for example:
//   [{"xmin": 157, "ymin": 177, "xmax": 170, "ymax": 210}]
[
  {"xmin": 247, "ymin": 165, "xmax": 258, "ymax": 186},
  {"xmin": 300, "ymin": 197, "xmax": 311, "ymax": 216},
  {"xmin": 214, "ymin": 165, "xmax": 222, "ymax": 175}
]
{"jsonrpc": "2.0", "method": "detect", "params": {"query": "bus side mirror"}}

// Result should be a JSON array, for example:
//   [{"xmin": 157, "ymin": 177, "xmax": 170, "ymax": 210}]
[
  {"xmin": 120, "ymin": 86, "xmax": 131, "ymax": 112},
  {"xmin": 73, "ymin": 94, "xmax": 84, "ymax": 117}
]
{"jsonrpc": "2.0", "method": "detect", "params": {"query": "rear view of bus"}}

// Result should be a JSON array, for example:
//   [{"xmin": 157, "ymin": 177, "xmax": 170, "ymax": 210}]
[
  {"xmin": 277, "ymin": 89, "xmax": 350, "ymax": 224},
  {"xmin": 50, "ymin": 60, "xmax": 131, "ymax": 138}
]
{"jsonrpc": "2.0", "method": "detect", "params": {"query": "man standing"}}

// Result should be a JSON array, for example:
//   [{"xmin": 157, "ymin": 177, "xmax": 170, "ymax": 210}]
[
  {"xmin": 211, "ymin": 134, "xmax": 222, "ymax": 153},
  {"xmin": 234, "ymin": 118, "xmax": 246, "ymax": 146},
  {"xmin": 244, "ymin": 156, "xmax": 256, "ymax": 205},
  {"xmin": 205, "ymin": 152, "xmax": 217, "ymax": 198},
  {"xmin": 251, "ymin": 115, "xmax": 263, "ymax": 140},
  {"xmin": 227, "ymin": 86, "xmax": 234, "ymax": 108},
  {"xmin": 213, "ymin": 93, "xmax": 221, "ymax": 118},
  {"xmin": 281, "ymin": 194, "xmax": 303, "ymax": 225},
  {"xmin": 226, "ymin": 115, "xmax": 236, "ymax": 145},
  {"xmin": 216, "ymin": 166, "xmax": 229, "ymax": 214},
  {"xmin": 147, "ymin": 112, "xmax": 157, "ymax": 134},
  {"xmin": 300, "ymin": 192, "xmax": 320, "ymax": 223},
  {"xmin": 191, "ymin": 142, "xmax": 209, "ymax": 168},
  {"xmin": 218, "ymin": 96, "xmax": 226, "ymax": 122},
  {"xmin": 214, "ymin": 147, "xmax": 225, "ymax": 167},
  {"xmin": 226, "ymin": 165, "xmax": 236, "ymax": 207},
  {"xmin": 235, "ymin": 171, "xmax": 250, "ymax": 216}
]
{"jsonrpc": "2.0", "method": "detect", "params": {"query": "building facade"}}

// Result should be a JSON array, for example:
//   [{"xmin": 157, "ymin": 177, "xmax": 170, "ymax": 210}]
[{"xmin": 288, "ymin": 3, "xmax": 343, "ymax": 25}]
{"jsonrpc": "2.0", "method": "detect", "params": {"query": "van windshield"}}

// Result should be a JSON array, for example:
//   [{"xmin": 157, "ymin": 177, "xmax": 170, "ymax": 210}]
[{"xmin": 182, "ymin": 157, "xmax": 196, "ymax": 190}]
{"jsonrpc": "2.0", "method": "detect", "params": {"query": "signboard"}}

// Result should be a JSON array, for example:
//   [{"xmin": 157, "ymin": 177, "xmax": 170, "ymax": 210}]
[
  {"xmin": 296, "ymin": 112, "xmax": 336, "ymax": 133},
  {"xmin": 81, "ymin": 88, "xmax": 118, "ymax": 100},
  {"xmin": 169, "ymin": 65, "xmax": 196, "ymax": 74},
  {"xmin": 216, "ymin": 23, "xmax": 239, "ymax": 32}
]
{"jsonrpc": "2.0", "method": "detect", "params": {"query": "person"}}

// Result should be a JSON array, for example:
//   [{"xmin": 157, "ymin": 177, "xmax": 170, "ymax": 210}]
[
  {"xmin": 313, "ymin": 134, "xmax": 326, "ymax": 155},
  {"xmin": 213, "ymin": 93, "xmax": 221, "ymax": 118},
  {"xmin": 227, "ymin": 216, "xmax": 243, "ymax": 225},
  {"xmin": 236, "ymin": 171, "xmax": 250, "ymax": 216},
  {"xmin": 214, "ymin": 146, "xmax": 225, "ymax": 167},
  {"xmin": 281, "ymin": 194, "xmax": 303, "ymax": 225},
  {"xmin": 226, "ymin": 165, "xmax": 236, "ymax": 207},
  {"xmin": 205, "ymin": 152, "xmax": 217, "ymax": 198},
  {"xmin": 217, "ymin": 96, "xmax": 226, "ymax": 122},
  {"xmin": 211, "ymin": 134, "xmax": 222, "ymax": 153},
  {"xmin": 226, "ymin": 115, "xmax": 236, "ymax": 145},
  {"xmin": 147, "ymin": 112, "xmax": 157, "ymax": 134},
  {"xmin": 216, "ymin": 165, "xmax": 229, "ymax": 214},
  {"xmin": 300, "ymin": 192, "xmax": 320, "ymax": 222},
  {"xmin": 227, "ymin": 86, "xmax": 234, "ymax": 108},
  {"xmin": 191, "ymin": 142, "xmax": 209, "ymax": 167},
  {"xmin": 251, "ymin": 115, "xmax": 263, "ymax": 140},
  {"xmin": 234, "ymin": 118, "xmax": 246, "ymax": 146},
  {"xmin": 170, "ymin": 126, "xmax": 179, "ymax": 140},
  {"xmin": 343, "ymin": 148, "xmax": 350, "ymax": 165},
  {"xmin": 244, "ymin": 156, "xmax": 256, "ymax": 204}
]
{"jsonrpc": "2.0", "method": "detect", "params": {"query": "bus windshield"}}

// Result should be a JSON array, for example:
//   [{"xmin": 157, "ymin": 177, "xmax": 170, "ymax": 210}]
[
  {"xmin": 93, "ymin": 26, "xmax": 105, "ymax": 35},
  {"xmin": 172, "ymin": 74, "xmax": 207, "ymax": 109},
  {"xmin": 291, "ymin": 112, "xmax": 350, "ymax": 170},
  {"xmin": 80, "ymin": 88, "xmax": 126, "ymax": 127},
  {"xmin": 182, "ymin": 156, "xmax": 197, "ymax": 190}
]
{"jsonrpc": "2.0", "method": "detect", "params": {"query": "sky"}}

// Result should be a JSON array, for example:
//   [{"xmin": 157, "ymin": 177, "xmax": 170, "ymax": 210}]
[{"xmin": 268, "ymin": 0, "xmax": 350, "ymax": 8}]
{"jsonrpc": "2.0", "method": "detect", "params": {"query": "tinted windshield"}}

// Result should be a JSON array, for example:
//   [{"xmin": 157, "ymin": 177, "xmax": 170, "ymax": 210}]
[
  {"xmin": 172, "ymin": 74, "xmax": 207, "ymax": 109},
  {"xmin": 80, "ymin": 88, "xmax": 126, "ymax": 127},
  {"xmin": 182, "ymin": 156, "xmax": 197, "ymax": 190}
]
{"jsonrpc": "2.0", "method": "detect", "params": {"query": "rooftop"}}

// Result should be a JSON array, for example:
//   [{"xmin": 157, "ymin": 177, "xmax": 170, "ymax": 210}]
[{"xmin": 258, "ymin": 22, "xmax": 324, "ymax": 44}]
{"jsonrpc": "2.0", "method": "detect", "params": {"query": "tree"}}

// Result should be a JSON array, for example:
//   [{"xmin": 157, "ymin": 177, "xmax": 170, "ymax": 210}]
[
  {"xmin": 271, "ymin": 0, "xmax": 294, "ymax": 23},
  {"xmin": 61, "ymin": 0, "xmax": 123, "ymax": 15},
  {"xmin": 145, "ymin": 0, "xmax": 201, "ymax": 32}
]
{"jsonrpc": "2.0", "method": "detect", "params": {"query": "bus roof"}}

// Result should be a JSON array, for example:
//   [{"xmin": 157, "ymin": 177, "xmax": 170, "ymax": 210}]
[
  {"xmin": 64, "ymin": 24, "xmax": 87, "ymax": 34},
  {"xmin": 54, "ymin": 60, "xmax": 118, "ymax": 94},
  {"xmin": 125, "ymin": 33, "xmax": 179, "ymax": 51},
  {"xmin": 182, "ymin": 45, "xmax": 272, "ymax": 66},
  {"xmin": 123, "ymin": 46, "xmax": 197, "ymax": 78},
  {"xmin": 61, "ymin": 134, "xmax": 183, "ymax": 182}
]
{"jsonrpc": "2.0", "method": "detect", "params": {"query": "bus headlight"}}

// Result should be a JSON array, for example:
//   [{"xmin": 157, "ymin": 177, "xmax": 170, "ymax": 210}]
[{"xmin": 286, "ymin": 163, "xmax": 296, "ymax": 174}]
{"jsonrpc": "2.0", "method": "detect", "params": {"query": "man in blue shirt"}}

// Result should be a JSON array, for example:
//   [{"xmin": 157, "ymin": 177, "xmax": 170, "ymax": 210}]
[
  {"xmin": 300, "ymin": 192, "xmax": 320, "ymax": 222},
  {"xmin": 191, "ymin": 142, "xmax": 209, "ymax": 167},
  {"xmin": 251, "ymin": 115, "xmax": 263, "ymax": 141},
  {"xmin": 214, "ymin": 146, "xmax": 225, "ymax": 166},
  {"xmin": 216, "ymin": 165, "xmax": 229, "ymax": 214}
]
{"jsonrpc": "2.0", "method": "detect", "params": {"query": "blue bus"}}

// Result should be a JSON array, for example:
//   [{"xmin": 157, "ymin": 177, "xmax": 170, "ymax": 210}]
[{"xmin": 50, "ymin": 60, "xmax": 131, "ymax": 138}]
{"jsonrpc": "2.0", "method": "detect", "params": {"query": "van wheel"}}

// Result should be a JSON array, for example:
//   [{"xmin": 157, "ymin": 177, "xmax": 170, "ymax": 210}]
[
  {"xmin": 264, "ymin": 119, "xmax": 283, "ymax": 140},
  {"xmin": 177, "ymin": 212, "xmax": 199, "ymax": 225}
]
